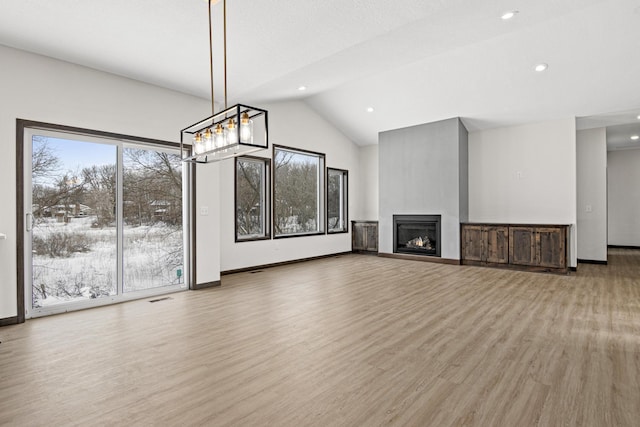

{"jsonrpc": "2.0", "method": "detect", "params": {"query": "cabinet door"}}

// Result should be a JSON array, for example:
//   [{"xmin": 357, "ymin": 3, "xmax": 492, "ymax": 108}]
[
  {"xmin": 352, "ymin": 222, "xmax": 378, "ymax": 252},
  {"xmin": 461, "ymin": 225, "xmax": 484, "ymax": 261},
  {"xmin": 537, "ymin": 227, "xmax": 566, "ymax": 268},
  {"xmin": 485, "ymin": 226, "xmax": 509, "ymax": 264},
  {"xmin": 352, "ymin": 223, "xmax": 366, "ymax": 250},
  {"xmin": 509, "ymin": 227, "xmax": 536, "ymax": 265},
  {"xmin": 364, "ymin": 224, "xmax": 378, "ymax": 252}
]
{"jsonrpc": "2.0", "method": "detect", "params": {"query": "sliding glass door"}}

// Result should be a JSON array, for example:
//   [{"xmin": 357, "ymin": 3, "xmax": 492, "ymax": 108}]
[{"xmin": 25, "ymin": 128, "xmax": 188, "ymax": 317}]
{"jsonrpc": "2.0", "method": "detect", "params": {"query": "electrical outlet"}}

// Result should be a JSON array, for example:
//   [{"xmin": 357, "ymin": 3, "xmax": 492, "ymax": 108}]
[{"xmin": 200, "ymin": 206, "xmax": 209, "ymax": 216}]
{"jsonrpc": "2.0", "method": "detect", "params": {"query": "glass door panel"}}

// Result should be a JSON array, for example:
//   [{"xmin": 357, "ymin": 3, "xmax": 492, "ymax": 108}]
[
  {"xmin": 122, "ymin": 147, "xmax": 184, "ymax": 292},
  {"xmin": 25, "ymin": 127, "xmax": 189, "ymax": 318},
  {"xmin": 30, "ymin": 135, "xmax": 117, "ymax": 308}
]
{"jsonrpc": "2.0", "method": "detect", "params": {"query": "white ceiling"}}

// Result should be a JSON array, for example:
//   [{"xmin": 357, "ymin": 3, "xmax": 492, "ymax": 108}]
[{"xmin": 1, "ymin": 0, "xmax": 640, "ymax": 146}]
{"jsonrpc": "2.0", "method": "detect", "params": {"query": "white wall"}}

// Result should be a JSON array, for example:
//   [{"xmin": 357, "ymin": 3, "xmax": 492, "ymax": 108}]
[
  {"xmin": 195, "ymin": 164, "xmax": 221, "ymax": 284},
  {"xmin": 608, "ymin": 148, "xmax": 640, "ymax": 246},
  {"xmin": 468, "ymin": 118, "xmax": 578, "ymax": 267},
  {"xmin": 0, "ymin": 45, "xmax": 217, "ymax": 319},
  {"xmin": 219, "ymin": 100, "xmax": 361, "ymax": 272},
  {"xmin": 358, "ymin": 144, "xmax": 378, "ymax": 220},
  {"xmin": 576, "ymin": 128, "xmax": 608, "ymax": 261}
]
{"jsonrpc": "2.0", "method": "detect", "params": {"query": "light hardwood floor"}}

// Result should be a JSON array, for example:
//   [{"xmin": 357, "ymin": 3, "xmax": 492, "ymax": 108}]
[{"xmin": 1, "ymin": 249, "xmax": 639, "ymax": 426}]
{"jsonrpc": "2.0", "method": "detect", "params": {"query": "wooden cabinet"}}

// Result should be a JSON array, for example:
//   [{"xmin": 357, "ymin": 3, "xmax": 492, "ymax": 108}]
[
  {"xmin": 535, "ymin": 227, "xmax": 567, "ymax": 269},
  {"xmin": 461, "ymin": 224, "xmax": 484, "ymax": 261},
  {"xmin": 352, "ymin": 221, "xmax": 378, "ymax": 253},
  {"xmin": 461, "ymin": 225, "xmax": 508, "ymax": 264},
  {"xmin": 484, "ymin": 226, "xmax": 510, "ymax": 264},
  {"xmin": 509, "ymin": 226, "xmax": 536, "ymax": 265},
  {"xmin": 461, "ymin": 223, "xmax": 568, "ymax": 273}
]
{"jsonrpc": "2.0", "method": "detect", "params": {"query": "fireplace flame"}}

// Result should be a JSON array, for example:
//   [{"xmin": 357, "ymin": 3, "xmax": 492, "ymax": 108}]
[{"xmin": 406, "ymin": 236, "xmax": 433, "ymax": 250}]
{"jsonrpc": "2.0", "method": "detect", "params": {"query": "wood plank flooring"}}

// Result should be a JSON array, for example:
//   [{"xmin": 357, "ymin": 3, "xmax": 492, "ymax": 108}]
[{"xmin": 1, "ymin": 249, "xmax": 639, "ymax": 426}]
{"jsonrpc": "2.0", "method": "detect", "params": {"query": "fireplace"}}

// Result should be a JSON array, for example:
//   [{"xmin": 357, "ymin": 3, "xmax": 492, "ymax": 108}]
[{"xmin": 393, "ymin": 215, "xmax": 441, "ymax": 257}]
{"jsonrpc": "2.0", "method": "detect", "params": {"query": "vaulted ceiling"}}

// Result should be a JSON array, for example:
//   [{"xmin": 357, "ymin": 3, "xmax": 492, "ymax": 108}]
[{"xmin": 1, "ymin": 0, "xmax": 639, "ymax": 145}]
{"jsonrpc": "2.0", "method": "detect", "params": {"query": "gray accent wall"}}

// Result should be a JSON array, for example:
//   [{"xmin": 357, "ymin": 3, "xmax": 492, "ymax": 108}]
[
  {"xmin": 379, "ymin": 117, "xmax": 469, "ymax": 259},
  {"xmin": 458, "ymin": 119, "xmax": 469, "ymax": 223}
]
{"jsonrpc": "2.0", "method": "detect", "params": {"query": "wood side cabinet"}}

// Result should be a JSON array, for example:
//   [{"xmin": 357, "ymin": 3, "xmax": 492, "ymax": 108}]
[
  {"xmin": 461, "ymin": 225, "xmax": 508, "ymax": 264},
  {"xmin": 461, "ymin": 223, "xmax": 568, "ymax": 274},
  {"xmin": 509, "ymin": 226, "xmax": 536, "ymax": 266},
  {"xmin": 484, "ymin": 226, "xmax": 510, "ymax": 263},
  {"xmin": 535, "ymin": 227, "xmax": 567, "ymax": 269},
  {"xmin": 352, "ymin": 221, "xmax": 378, "ymax": 253}
]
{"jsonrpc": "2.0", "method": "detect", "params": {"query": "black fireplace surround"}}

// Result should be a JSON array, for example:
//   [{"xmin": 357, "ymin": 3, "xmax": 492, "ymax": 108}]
[{"xmin": 393, "ymin": 214, "xmax": 441, "ymax": 257}]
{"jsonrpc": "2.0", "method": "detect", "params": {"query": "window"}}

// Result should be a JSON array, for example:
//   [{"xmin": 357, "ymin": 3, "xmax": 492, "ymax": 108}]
[
  {"xmin": 327, "ymin": 168, "xmax": 348, "ymax": 233},
  {"xmin": 273, "ymin": 146, "xmax": 325, "ymax": 237},
  {"xmin": 235, "ymin": 156, "xmax": 270, "ymax": 241}
]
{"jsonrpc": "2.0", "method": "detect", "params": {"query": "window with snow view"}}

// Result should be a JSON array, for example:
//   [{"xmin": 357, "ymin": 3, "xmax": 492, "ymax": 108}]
[
  {"xmin": 235, "ymin": 156, "xmax": 270, "ymax": 241},
  {"xmin": 273, "ymin": 146, "xmax": 325, "ymax": 237},
  {"xmin": 326, "ymin": 168, "xmax": 348, "ymax": 233}
]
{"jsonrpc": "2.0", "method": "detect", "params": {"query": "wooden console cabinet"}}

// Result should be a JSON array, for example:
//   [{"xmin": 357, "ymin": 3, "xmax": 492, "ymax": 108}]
[
  {"xmin": 461, "ymin": 223, "xmax": 568, "ymax": 273},
  {"xmin": 352, "ymin": 221, "xmax": 378, "ymax": 253},
  {"xmin": 461, "ymin": 224, "xmax": 509, "ymax": 264}
]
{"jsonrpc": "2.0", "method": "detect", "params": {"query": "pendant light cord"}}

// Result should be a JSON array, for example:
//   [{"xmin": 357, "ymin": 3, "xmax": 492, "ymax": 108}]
[
  {"xmin": 223, "ymin": 0, "xmax": 228, "ymax": 109},
  {"xmin": 208, "ymin": 0, "xmax": 228, "ymax": 114},
  {"xmin": 208, "ymin": 0, "xmax": 214, "ymax": 116}
]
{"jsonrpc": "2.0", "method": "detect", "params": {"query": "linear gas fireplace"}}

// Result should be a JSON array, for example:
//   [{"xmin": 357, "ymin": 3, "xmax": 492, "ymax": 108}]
[{"xmin": 393, "ymin": 215, "xmax": 441, "ymax": 257}]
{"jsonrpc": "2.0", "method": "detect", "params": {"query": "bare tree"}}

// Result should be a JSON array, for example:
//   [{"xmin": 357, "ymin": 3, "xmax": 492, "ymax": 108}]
[
  {"xmin": 32, "ymin": 137, "xmax": 64, "ymax": 218},
  {"xmin": 273, "ymin": 151, "xmax": 318, "ymax": 235},
  {"xmin": 327, "ymin": 172, "xmax": 341, "ymax": 229},
  {"xmin": 82, "ymin": 165, "xmax": 116, "ymax": 227},
  {"xmin": 123, "ymin": 149, "xmax": 182, "ymax": 225},
  {"xmin": 32, "ymin": 136, "xmax": 61, "ymax": 184},
  {"xmin": 236, "ymin": 160, "xmax": 264, "ymax": 236}
]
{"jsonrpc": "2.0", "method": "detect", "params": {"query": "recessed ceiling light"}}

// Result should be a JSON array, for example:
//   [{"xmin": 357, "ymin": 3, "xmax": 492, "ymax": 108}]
[
  {"xmin": 366, "ymin": 107, "xmax": 374, "ymax": 113},
  {"xmin": 534, "ymin": 63, "xmax": 548, "ymax": 72},
  {"xmin": 631, "ymin": 135, "xmax": 639, "ymax": 140},
  {"xmin": 298, "ymin": 85, "xmax": 307, "ymax": 91},
  {"xmin": 501, "ymin": 10, "xmax": 518, "ymax": 20}
]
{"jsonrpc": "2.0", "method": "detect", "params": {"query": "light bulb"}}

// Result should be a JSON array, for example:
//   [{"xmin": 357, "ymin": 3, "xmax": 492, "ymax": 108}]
[
  {"xmin": 214, "ymin": 123, "xmax": 225, "ymax": 148},
  {"xmin": 240, "ymin": 112, "xmax": 253, "ymax": 143},
  {"xmin": 193, "ymin": 132, "xmax": 203, "ymax": 154},
  {"xmin": 535, "ymin": 63, "xmax": 548, "ymax": 72},
  {"xmin": 204, "ymin": 128, "xmax": 213, "ymax": 152},
  {"xmin": 226, "ymin": 118, "xmax": 238, "ymax": 145}
]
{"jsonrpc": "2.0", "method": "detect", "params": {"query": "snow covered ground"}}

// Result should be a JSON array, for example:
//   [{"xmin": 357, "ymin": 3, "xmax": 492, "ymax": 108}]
[{"xmin": 31, "ymin": 216, "xmax": 183, "ymax": 308}]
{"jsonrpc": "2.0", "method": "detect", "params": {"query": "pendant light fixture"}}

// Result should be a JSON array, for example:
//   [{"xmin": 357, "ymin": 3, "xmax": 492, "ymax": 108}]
[{"xmin": 181, "ymin": 0, "xmax": 268, "ymax": 163}]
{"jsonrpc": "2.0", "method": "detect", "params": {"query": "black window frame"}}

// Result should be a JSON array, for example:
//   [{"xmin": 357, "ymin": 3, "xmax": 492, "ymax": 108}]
[
  {"xmin": 234, "ymin": 155, "xmax": 271, "ymax": 242},
  {"xmin": 326, "ymin": 167, "xmax": 348, "ymax": 234},
  {"xmin": 272, "ymin": 145, "xmax": 326, "ymax": 239}
]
